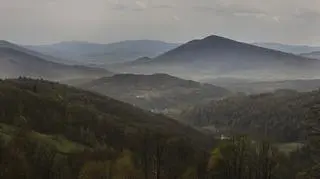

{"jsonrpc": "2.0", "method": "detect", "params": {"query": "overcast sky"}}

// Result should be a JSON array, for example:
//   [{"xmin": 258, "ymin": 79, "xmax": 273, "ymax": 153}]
[{"xmin": 1, "ymin": 0, "xmax": 320, "ymax": 45}]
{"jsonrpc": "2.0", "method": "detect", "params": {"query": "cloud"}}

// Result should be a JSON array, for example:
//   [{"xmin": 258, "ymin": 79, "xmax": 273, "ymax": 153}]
[
  {"xmin": 272, "ymin": 16, "xmax": 280, "ymax": 23},
  {"xmin": 110, "ymin": 4, "xmax": 129, "ymax": 10},
  {"xmin": 173, "ymin": 15, "xmax": 180, "ymax": 21},
  {"xmin": 294, "ymin": 9, "xmax": 320, "ymax": 21},
  {"xmin": 192, "ymin": 4, "xmax": 267, "ymax": 18},
  {"xmin": 233, "ymin": 12, "xmax": 267, "ymax": 18},
  {"xmin": 0, "ymin": 0, "xmax": 320, "ymax": 45},
  {"xmin": 105, "ymin": 0, "xmax": 150, "ymax": 11},
  {"xmin": 152, "ymin": 4, "xmax": 175, "ymax": 9},
  {"xmin": 135, "ymin": 1, "xmax": 147, "ymax": 9}
]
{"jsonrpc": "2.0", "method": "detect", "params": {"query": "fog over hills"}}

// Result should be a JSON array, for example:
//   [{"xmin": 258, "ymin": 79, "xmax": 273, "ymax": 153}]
[
  {"xmin": 26, "ymin": 40, "xmax": 180, "ymax": 66},
  {"xmin": 113, "ymin": 35, "xmax": 320, "ymax": 81},
  {"xmin": 0, "ymin": 40, "xmax": 112, "ymax": 80}
]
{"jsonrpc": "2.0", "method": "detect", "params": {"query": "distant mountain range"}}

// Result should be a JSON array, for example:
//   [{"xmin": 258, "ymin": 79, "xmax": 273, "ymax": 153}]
[
  {"xmin": 114, "ymin": 35, "xmax": 320, "ymax": 80},
  {"xmin": 80, "ymin": 73, "xmax": 230, "ymax": 116},
  {"xmin": 0, "ymin": 40, "xmax": 112, "ymax": 80},
  {"xmin": 26, "ymin": 40, "xmax": 180, "ymax": 65},
  {"xmin": 253, "ymin": 42, "xmax": 320, "ymax": 54}
]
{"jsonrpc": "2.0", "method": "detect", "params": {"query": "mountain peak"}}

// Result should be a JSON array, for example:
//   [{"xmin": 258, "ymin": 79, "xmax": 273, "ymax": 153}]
[
  {"xmin": 202, "ymin": 35, "xmax": 232, "ymax": 41},
  {"xmin": 169, "ymin": 35, "xmax": 239, "ymax": 52}
]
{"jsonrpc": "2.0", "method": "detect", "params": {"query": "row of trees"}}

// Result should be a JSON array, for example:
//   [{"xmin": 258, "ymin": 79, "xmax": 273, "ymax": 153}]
[
  {"xmin": 0, "ymin": 124, "xmax": 207, "ymax": 179},
  {"xmin": 0, "ymin": 123, "xmax": 315, "ymax": 179}
]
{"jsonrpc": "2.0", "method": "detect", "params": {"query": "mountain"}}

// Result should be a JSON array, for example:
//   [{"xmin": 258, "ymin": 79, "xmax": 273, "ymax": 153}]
[
  {"xmin": 114, "ymin": 35, "xmax": 320, "ymax": 81},
  {"xmin": 203, "ymin": 77, "xmax": 320, "ymax": 94},
  {"xmin": 181, "ymin": 89, "xmax": 320, "ymax": 142},
  {"xmin": 0, "ymin": 40, "xmax": 112, "ymax": 80},
  {"xmin": 80, "ymin": 73, "xmax": 230, "ymax": 116},
  {"xmin": 253, "ymin": 42, "xmax": 320, "ymax": 54},
  {"xmin": 0, "ymin": 78, "xmax": 214, "ymax": 178},
  {"xmin": 26, "ymin": 40, "xmax": 180, "ymax": 65},
  {"xmin": 300, "ymin": 51, "xmax": 320, "ymax": 60}
]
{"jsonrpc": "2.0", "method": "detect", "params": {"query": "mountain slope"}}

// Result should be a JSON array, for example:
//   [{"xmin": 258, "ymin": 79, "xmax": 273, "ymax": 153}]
[
  {"xmin": 0, "ymin": 78, "xmax": 214, "ymax": 178},
  {"xmin": 253, "ymin": 42, "xmax": 320, "ymax": 54},
  {"xmin": 26, "ymin": 40, "xmax": 180, "ymax": 65},
  {"xmin": 0, "ymin": 78, "xmax": 210, "ymax": 145},
  {"xmin": 0, "ymin": 41, "xmax": 112, "ymax": 80},
  {"xmin": 153, "ymin": 36, "xmax": 315, "ymax": 66},
  {"xmin": 181, "ymin": 89, "xmax": 320, "ymax": 142},
  {"xmin": 80, "ymin": 73, "xmax": 230, "ymax": 116},
  {"xmin": 115, "ymin": 36, "xmax": 320, "ymax": 80}
]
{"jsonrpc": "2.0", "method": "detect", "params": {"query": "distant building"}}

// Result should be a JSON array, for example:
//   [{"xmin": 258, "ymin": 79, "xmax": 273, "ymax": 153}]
[{"xmin": 220, "ymin": 134, "xmax": 230, "ymax": 140}]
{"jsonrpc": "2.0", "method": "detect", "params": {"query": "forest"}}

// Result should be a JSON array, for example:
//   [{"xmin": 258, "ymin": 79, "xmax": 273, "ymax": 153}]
[
  {"xmin": 181, "ymin": 89, "xmax": 320, "ymax": 142},
  {"xmin": 0, "ymin": 78, "xmax": 319, "ymax": 179}
]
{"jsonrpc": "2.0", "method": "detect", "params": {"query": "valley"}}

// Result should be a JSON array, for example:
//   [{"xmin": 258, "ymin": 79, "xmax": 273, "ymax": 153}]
[
  {"xmin": 79, "ymin": 73, "xmax": 230, "ymax": 116},
  {"xmin": 0, "ymin": 34, "xmax": 320, "ymax": 178}
]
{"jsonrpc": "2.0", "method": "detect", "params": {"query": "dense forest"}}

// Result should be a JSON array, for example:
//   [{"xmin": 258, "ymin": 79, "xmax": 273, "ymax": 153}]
[
  {"xmin": 181, "ymin": 89, "xmax": 320, "ymax": 142},
  {"xmin": 0, "ymin": 78, "xmax": 319, "ymax": 178}
]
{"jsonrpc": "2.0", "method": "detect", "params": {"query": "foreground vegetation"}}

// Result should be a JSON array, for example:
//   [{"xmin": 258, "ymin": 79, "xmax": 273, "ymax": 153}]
[{"xmin": 0, "ymin": 78, "xmax": 319, "ymax": 178}]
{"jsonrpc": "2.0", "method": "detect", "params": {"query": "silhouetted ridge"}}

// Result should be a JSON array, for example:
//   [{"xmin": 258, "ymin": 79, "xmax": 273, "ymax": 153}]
[{"xmin": 151, "ymin": 35, "xmax": 317, "ymax": 65}]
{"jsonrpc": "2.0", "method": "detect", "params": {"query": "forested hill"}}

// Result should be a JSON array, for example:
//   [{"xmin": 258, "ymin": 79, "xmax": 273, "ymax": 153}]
[
  {"xmin": 0, "ymin": 78, "xmax": 211, "ymax": 147},
  {"xmin": 0, "ymin": 78, "xmax": 319, "ymax": 178},
  {"xmin": 181, "ymin": 89, "xmax": 320, "ymax": 142},
  {"xmin": 80, "ymin": 73, "xmax": 230, "ymax": 115},
  {"xmin": 0, "ymin": 78, "xmax": 213, "ymax": 178}
]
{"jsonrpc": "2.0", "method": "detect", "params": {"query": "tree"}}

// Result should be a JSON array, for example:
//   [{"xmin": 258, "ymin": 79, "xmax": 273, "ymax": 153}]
[
  {"xmin": 303, "ymin": 105, "xmax": 320, "ymax": 177},
  {"xmin": 207, "ymin": 136, "xmax": 278, "ymax": 179},
  {"xmin": 113, "ymin": 150, "xmax": 142, "ymax": 178}
]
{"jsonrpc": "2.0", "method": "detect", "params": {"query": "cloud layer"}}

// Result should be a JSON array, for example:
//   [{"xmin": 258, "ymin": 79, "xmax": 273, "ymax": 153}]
[{"xmin": 0, "ymin": 0, "xmax": 319, "ymax": 45}]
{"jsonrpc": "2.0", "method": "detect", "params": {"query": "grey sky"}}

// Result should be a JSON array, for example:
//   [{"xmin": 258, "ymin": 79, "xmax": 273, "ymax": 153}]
[{"xmin": 0, "ymin": 0, "xmax": 320, "ymax": 45}]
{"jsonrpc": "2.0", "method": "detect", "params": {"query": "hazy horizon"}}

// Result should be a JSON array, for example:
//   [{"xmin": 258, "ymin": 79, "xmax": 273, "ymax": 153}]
[
  {"xmin": 0, "ymin": 0, "xmax": 320, "ymax": 46},
  {"xmin": 5, "ymin": 36, "xmax": 320, "ymax": 48}
]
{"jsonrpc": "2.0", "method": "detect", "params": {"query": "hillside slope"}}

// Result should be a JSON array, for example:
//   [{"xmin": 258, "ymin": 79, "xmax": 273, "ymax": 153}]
[
  {"xmin": 0, "ymin": 78, "xmax": 211, "ymax": 146},
  {"xmin": 0, "ymin": 41, "xmax": 112, "ymax": 80},
  {"xmin": 0, "ymin": 78, "xmax": 214, "ymax": 178},
  {"xmin": 181, "ymin": 89, "xmax": 320, "ymax": 142},
  {"xmin": 80, "ymin": 73, "xmax": 230, "ymax": 115}
]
